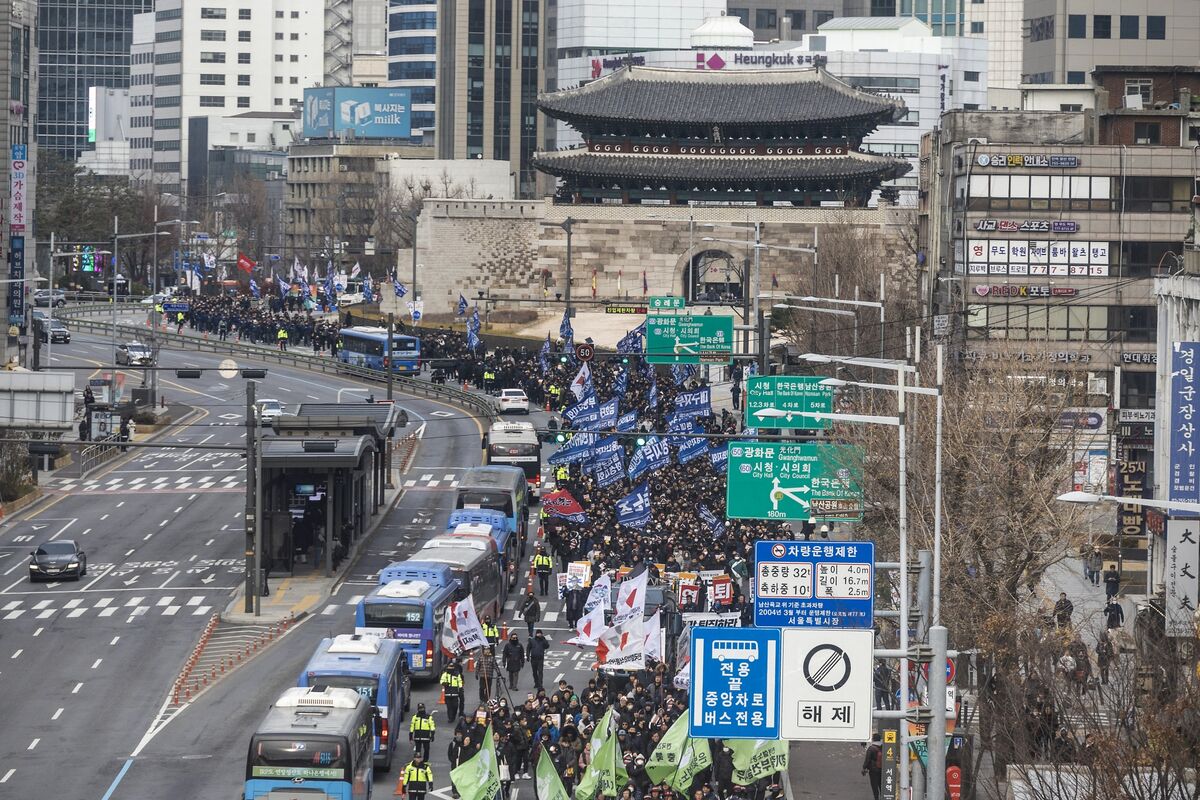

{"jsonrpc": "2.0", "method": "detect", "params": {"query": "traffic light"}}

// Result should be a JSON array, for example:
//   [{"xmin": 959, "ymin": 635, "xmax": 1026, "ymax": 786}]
[
  {"xmin": 558, "ymin": 354, "xmax": 569, "ymax": 364},
  {"xmin": 635, "ymin": 435, "xmax": 647, "ymax": 446},
  {"xmin": 620, "ymin": 355, "xmax": 630, "ymax": 365},
  {"xmin": 175, "ymin": 369, "xmax": 202, "ymax": 379},
  {"xmin": 555, "ymin": 432, "xmax": 567, "ymax": 443}
]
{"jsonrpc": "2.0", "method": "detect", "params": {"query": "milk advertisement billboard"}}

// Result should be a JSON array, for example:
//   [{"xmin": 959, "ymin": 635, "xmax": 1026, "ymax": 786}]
[{"xmin": 303, "ymin": 87, "xmax": 412, "ymax": 139}]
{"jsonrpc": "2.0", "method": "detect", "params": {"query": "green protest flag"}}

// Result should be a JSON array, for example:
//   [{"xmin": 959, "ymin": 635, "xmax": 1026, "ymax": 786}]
[
  {"xmin": 646, "ymin": 715, "xmax": 712, "ymax": 792},
  {"xmin": 726, "ymin": 738, "xmax": 788, "ymax": 785},
  {"xmin": 576, "ymin": 721, "xmax": 628, "ymax": 800},
  {"xmin": 537, "ymin": 749, "xmax": 571, "ymax": 800},
  {"xmin": 588, "ymin": 708, "xmax": 614, "ymax": 757},
  {"xmin": 450, "ymin": 723, "xmax": 502, "ymax": 800},
  {"xmin": 670, "ymin": 736, "xmax": 712, "ymax": 793}
]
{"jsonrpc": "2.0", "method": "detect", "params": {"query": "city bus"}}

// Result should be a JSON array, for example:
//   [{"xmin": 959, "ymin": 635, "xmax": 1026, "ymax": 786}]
[
  {"xmin": 297, "ymin": 634, "xmax": 411, "ymax": 772},
  {"xmin": 337, "ymin": 326, "xmax": 421, "ymax": 376},
  {"xmin": 244, "ymin": 686, "xmax": 374, "ymax": 800},
  {"xmin": 354, "ymin": 577, "xmax": 459, "ymax": 679},
  {"xmin": 414, "ymin": 538, "xmax": 505, "ymax": 620},
  {"xmin": 455, "ymin": 465, "xmax": 530, "ymax": 551},
  {"xmin": 484, "ymin": 421, "xmax": 543, "ymax": 499},
  {"xmin": 446, "ymin": 517, "xmax": 518, "ymax": 591}
]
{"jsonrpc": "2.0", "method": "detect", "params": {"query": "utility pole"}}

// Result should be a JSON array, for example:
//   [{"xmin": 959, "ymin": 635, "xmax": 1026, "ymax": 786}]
[
  {"xmin": 243, "ymin": 380, "xmax": 257, "ymax": 613},
  {"xmin": 386, "ymin": 312, "xmax": 394, "ymax": 401},
  {"xmin": 560, "ymin": 217, "xmax": 575, "ymax": 317},
  {"xmin": 757, "ymin": 309, "xmax": 770, "ymax": 376},
  {"xmin": 410, "ymin": 213, "xmax": 418, "ymax": 298}
]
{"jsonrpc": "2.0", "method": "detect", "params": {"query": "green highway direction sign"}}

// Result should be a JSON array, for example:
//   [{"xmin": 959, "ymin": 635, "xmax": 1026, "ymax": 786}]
[
  {"xmin": 725, "ymin": 441, "xmax": 864, "ymax": 522},
  {"xmin": 744, "ymin": 376, "xmax": 834, "ymax": 430},
  {"xmin": 649, "ymin": 295, "xmax": 685, "ymax": 311},
  {"xmin": 645, "ymin": 313, "xmax": 734, "ymax": 365}
]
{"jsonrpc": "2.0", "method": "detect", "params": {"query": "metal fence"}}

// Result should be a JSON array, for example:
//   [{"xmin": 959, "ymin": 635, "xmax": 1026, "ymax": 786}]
[
  {"xmin": 56, "ymin": 305, "xmax": 498, "ymax": 425},
  {"xmin": 75, "ymin": 435, "xmax": 122, "ymax": 478}
]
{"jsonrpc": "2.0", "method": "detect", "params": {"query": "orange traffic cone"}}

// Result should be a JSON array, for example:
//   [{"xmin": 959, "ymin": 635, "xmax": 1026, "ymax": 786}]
[
  {"xmin": 466, "ymin": 656, "xmax": 475, "ymax": 672},
  {"xmin": 500, "ymin": 623, "xmax": 508, "ymax": 640},
  {"xmin": 438, "ymin": 688, "xmax": 446, "ymax": 705},
  {"xmin": 537, "ymin": 525, "xmax": 544, "ymax": 539}
]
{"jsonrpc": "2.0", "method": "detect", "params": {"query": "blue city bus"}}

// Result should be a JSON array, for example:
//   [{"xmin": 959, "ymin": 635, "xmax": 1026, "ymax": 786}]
[
  {"xmin": 245, "ymin": 686, "xmax": 374, "ymax": 800},
  {"xmin": 337, "ymin": 326, "xmax": 420, "ymax": 376},
  {"xmin": 297, "ymin": 634, "xmax": 411, "ymax": 772},
  {"xmin": 446, "ymin": 515, "xmax": 519, "ymax": 592},
  {"xmin": 355, "ymin": 577, "xmax": 459, "ymax": 679},
  {"xmin": 454, "ymin": 465, "xmax": 530, "ymax": 545}
]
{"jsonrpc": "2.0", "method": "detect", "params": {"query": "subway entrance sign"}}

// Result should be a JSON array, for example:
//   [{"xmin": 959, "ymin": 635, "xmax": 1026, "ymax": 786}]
[
  {"xmin": 646, "ymin": 314, "xmax": 734, "ymax": 365},
  {"xmin": 744, "ymin": 376, "xmax": 834, "ymax": 430},
  {"xmin": 726, "ymin": 441, "xmax": 864, "ymax": 522}
]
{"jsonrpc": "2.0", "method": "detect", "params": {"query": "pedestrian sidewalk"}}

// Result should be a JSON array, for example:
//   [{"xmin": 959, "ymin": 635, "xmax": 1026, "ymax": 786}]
[{"xmin": 1038, "ymin": 556, "xmax": 1142, "ymax": 649}]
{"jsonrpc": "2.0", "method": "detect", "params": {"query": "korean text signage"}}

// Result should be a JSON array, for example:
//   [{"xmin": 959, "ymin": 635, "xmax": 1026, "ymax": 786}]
[
  {"xmin": 779, "ymin": 628, "xmax": 874, "ymax": 742},
  {"xmin": 974, "ymin": 219, "xmax": 1079, "ymax": 234},
  {"xmin": 1165, "ymin": 520, "xmax": 1199, "ymax": 637},
  {"xmin": 744, "ymin": 376, "xmax": 834, "ymax": 430},
  {"xmin": 976, "ymin": 153, "xmax": 1080, "ymax": 168},
  {"xmin": 1169, "ymin": 342, "xmax": 1200, "ymax": 516},
  {"xmin": 646, "ymin": 313, "xmax": 733, "ymax": 365},
  {"xmin": 8, "ymin": 144, "xmax": 25, "ymax": 325},
  {"xmin": 588, "ymin": 141, "xmax": 847, "ymax": 157},
  {"xmin": 973, "ymin": 285, "xmax": 1077, "ymax": 298},
  {"xmin": 753, "ymin": 539, "xmax": 874, "ymax": 628},
  {"xmin": 1115, "ymin": 459, "xmax": 1148, "ymax": 540},
  {"xmin": 966, "ymin": 239, "xmax": 1109, "ymax": 277},
  {"xmin": 302, "ymin": 87, "xmax": 412, "ymax": 139},
  {"xmin": 605, "ymin": 304, "xmax": 648, "ymax": 315},
  {"xmin": 689, "ymin": 627, "xmax": 780, "ymax": 739},
  {"xmin": 726, "ymin": 441, "xmax": 864, "ymax": 522},
  {"xmin": 649, "ymin": 296, "xmax": 685, "ymax": 311},
  {"xmin": 10, "ymin": 144, "xmax": 26, "ymax": 232}
]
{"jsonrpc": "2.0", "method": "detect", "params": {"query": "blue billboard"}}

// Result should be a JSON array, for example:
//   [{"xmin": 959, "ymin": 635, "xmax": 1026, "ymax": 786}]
[
  {"xmin": 1170, "ymin": 342, "xmax": 1200, "ymax": 516},
  {"xmin": 302, "ymin": 87, "xmax": 412, "ymax": 140}
]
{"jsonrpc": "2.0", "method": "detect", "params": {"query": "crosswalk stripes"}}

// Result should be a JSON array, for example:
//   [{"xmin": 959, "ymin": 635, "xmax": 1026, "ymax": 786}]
[
  {"xmin": 0, "ymin": 595, "xmax": 214, "ymax": 621},
  {"xmin": 50, "ymin": 474, "xmax": 243, "ymax": 493},
  {"xmin": 401, "ymin": 471, "xmax": 461, "ymax": 490}
]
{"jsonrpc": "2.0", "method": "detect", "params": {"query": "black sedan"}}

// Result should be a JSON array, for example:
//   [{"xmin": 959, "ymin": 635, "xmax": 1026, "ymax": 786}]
[{"xmin": 28, "ymin": 540, "xmax": 87, "ymax": 582}]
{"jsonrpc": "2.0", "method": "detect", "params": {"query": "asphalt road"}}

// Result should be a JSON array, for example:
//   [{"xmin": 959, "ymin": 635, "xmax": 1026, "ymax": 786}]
[{"xmin": 0, "ymin": 326, "xmax": 497, "ymax": 799}]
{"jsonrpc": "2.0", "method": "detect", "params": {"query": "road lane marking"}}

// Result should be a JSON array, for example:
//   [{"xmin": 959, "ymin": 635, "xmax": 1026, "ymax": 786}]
[
  {"xmin": 48, "ymin": 519, "xmax": 76, "ymax": 541},
  {"xmin": 1, "ymin": 768, "xmax": 14, "ymax": 783},
  {"xmin": 204, "ymin": 539, "xmax": 214, "ymax": 546},
  {"xmin": 32, "ymin": 627, "xmax": 42, "ymax": 636},
  {"xmin": 10, "ymin": 649, "xmax": 21, "ymax": 659},
  {"xmin": 72, "ymin": 682, "xmax": 83, "ymax": 693},
  {"xmin": 116, "ymin": 502, "xmax": 124, "ymax": 507},
  {"xmin": 33, "ymin": 599, "xmax": 52, "ymax": 609},
  {"xmin": 110, "ymin": 636, "xmax": 120, "ymax": 645},
  {"xmin": 100, "ymin": 758, "xmax": 134, "ymax": 800},
  {"xmin": 27, "ymin": 739, "xmax": 38, "ymax": 750},
  {"xmin": 125, "ymin": 549, "xmax": 135, "ymax": 556},
  {"xmin": 174, "ymin": 507, "xmax": 183, "ymax": 514},
  {"xmin": 80, "ymin": 528, "xmax": 92, "ymax": 536},
  {"xmin": 68, "ymin": 608, "xmax": 86, "ymax": 618},
  {"xmin": 65, "ymin": 598, "xmax": 83, "ymax": 608},
  {"xmin": 143, "ymin": 533, "xmax": 153, "ymax": 540},
  {"xmin": 91, "ymin": 658, "xmax": 102, "ymax": 669},
  {"xmin": 100, "ymin": 514, "xmax": 109, "ymax": 520},
  {"xmin": 52, "ymin": 708, "xmax": 63, "ymax": 720},
  {"xmin": 98, "ymin": 608, "xmax": 116, "ymax": 617}
]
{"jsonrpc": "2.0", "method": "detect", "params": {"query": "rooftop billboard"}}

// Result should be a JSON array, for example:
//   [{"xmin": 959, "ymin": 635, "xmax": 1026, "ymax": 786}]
[{"xmin": 302, "ymin": 87, "xmax": 412, "ymax": 140}]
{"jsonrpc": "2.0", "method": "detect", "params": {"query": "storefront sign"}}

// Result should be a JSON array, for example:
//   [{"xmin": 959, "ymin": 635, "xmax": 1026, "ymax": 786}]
[
  {"xmin": 1169, "ymin": 342, "xmax": 1200, "ymax": 516},
  {"xmin": 1121, "ymin": 352, "xmax": 1157, "ymax": 365},
  {"xmin": 959, "ymin": 350, "xmax": 1093, "ymax": 364},
  {"xmin": 586, "ymin": 141, "xmax": 848, "ymax": 157},
  {"xmin": 974, "ymin": 219, "xmax": 1079, "ymax": 234},
  {"xmin": 976, "ymin": 153, "xmax": 1080, "ymax": 168},
  {"xmin": 966, "ymin": 239, "xmax": 1109, "ymax": 277},
  {"xmin": 973, "ymin": 285, "xmax": 1078, "ymax": 298},
  {"xmin": 1115, "ymin": 459, "xmax": 1148, "ymax": 540},
  {"xmin": 1117, "ymin": 409, "xmax": 1156, "ymax": 424},
  {"xmin": 1165, "ymin": 520, "xmax": 1200, "ymax": 637}
]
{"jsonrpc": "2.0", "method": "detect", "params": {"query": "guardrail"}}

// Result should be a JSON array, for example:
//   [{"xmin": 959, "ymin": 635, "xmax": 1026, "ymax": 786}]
[
  {"xmin": 56, "ymin": 304, "xmax": 498, "ymax": 424},
  {"xmin": 77, "ymin": 434, "xmax": 122, "ymax": 478}
]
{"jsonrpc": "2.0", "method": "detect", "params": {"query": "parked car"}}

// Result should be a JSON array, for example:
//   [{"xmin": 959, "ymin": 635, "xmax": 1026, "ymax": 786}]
[
  {"xmin": 33, "ymin": 289, "xmax": 67, "ymax": 307},
  {"xmin": 498, "ymin": 388, "xmax": 530, "ymax": 415},
  {"xmin": 28, "ymin": 540, "xmax": 87, "ymax": 582},
  {"xmin": 115, "ymin": 341, "xmax": 154, "ymax": 366},
  {"xmin": 37, "ymin": 318, "xmax": 71, "ymax": 344}
]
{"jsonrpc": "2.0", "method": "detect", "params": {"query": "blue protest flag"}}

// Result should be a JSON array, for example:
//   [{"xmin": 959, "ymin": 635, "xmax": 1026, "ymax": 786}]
[
  {"xmin": 616, "ymin": 482, "xmax": 652, "ymax": 528},
  {"xmin": 678, "ymin": 435, "xmax": 708, "ymax": 465},
  {"xmin": 457, "ymin": 294, "xmax": 469, "ymax": 316},
  {"xmin": 559, "ymin": 307, "xmax": 574, "ymax": 341},
  {"xmin": 673, "ymin": 387, "xmax": 711, "ymax": 422},
  {"xmin": 708, "ymin": 444, "xmax": 729, "ymax": 471},
  {"xmin": 627, "ymin": 436, "xmax": 670, "ymax": 482},
  {"xmin": 616, "ymin": 411, "xmax": 638, "ymax": 432}
]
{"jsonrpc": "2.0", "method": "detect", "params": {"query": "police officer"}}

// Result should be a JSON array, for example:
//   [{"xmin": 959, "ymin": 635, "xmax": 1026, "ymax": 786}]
[
  {"xmin": 403, "ymin": 752, "xmax": 433, "ymax": 800},
  {"xmin": 481, "ymin": 614, "xmax": 500, "ymax": 654},
  {"xmin": 440, "ymin": 659, "xmax": 465, "ymax": 722},
  {"xmin": 409, "ymin": 703, "xmax": 436, "ymax": 760},
  {"xmin": 276, "ymin": 326, "xmax": 289, "ymax": 351},
  {"xmin": 533, "ymin": 545, "xmax": 554, "ymax": 596}
]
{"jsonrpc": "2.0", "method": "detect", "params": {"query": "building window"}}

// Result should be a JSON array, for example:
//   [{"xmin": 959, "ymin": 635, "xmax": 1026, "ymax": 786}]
[
  {"xmin": 814, "ymin": 10, "xmax": 834, "ymax": 26},
  {"xmin": 1146, "ymin": 15, "xmax": 1165, "ymax": 39},
  {"xmin": 290, "ymin": 32, "xmax": 299, "ymax": 40},
  {"xmin": 156, "ymin": 29, "xmax": 182, "ymax": 43},
  {"xmin": 200, "ymin": 51, "xmax": 225, "ymax": 63},
  {"xmin": 290, "ymin": 55, "xmax": 299, "ymax": 62},
  {"xmin": 200, "ymin": 7, "xmax": 226, "ymax": 19},
  {"xmin": 787, "ymin": 10, "xmax": 806, "ymax": 30},
  {"xmin": 963, "ymin": 70, "xmax": 980, "ymax": 82},
  {"xmin": 199, "ymin": 95, "xmax": 225, "ymax": 108},
  {"xmin": 275, "ymin": 10, "xmax": 283, "ymax": 18},
  {"xmin": 199, "ymin": 73, "xmax": 225, "ymax": 86},
  {"xmin": 291, "ymin": 11, "xmax": 299, "ymax": 17},
  {"xmin": 237, "ymin": 97, "xmax": 250, "ymax": 108},
  {"xmin": 728, "ymin": 7, "xmax": 750, "ymax": 27},
  {"xmin": 1125, "ymin": 78, "xmax": 1152, "ymax": 104},
  {"xmin": 239, "ymin": 8, "xmax": 251, "ymax": 20},
  {"xmin": 1120, "ymin": 15, "xmax": 1138, "ymax": 38},
  {"xmin": 239, "ymin": 53, "xmax": 251, "ymax": 64},
  {"xmin": 200, "ymin": 29, "xmax": 226, "ymax": 41},
  {"xmin": 755, "ymin": 9, "xmax": 777, "ymax": 28},
  {"xmin": 156, "ymin": 51, "xmax": 182, "ymax": 64},
  {"xmin": 238, "ymin": 74, "xmax": 250, "ymax": 86},
  {"xmin": 1093, "ymin": 15, "xmax": 1111, "ymax": 38},
  {"xmin": 239, "ymin": 31, "xmax": 251, "ymax": 42},
  {"xmin": 290, "ymin": 76, "xmax": 299, "ymax": 84},
  {"xmin": 1067, "ymin": 14, "xmax": 1086, "ymax": 38},
  {"xmin": 247, "ymin": 133, "xmax": 256, "ymax": 143},
  {"xmin": 970, "ymin": 21, "xmax": 984, "ymax": 33},
  {"xmin": 274, "ymin": 98, "xmax": 283, "ymax": 106},
  {"xmin": 156, "ymin": 8, "xmax": 181, "ymax": 21},
  {"xmin": 275, "ymin": 32, "xmax": 283, "ymax": 40},
  {"xmin": 1060, "ymin": 104, "xmax": 1083, "ymax": 111},
  {"xmin": 275, "ymin": 54, "xmax": 283, "ymax": 62},
  {"xmin": 1118, "ymin": 307, "xmax": 1156, "ymax": 343},
  {"xmin": 1066, "ymin": 71, "xmax": 1085, "ymax": 84},
  {"xmin": 274, "ymin": 76, "xmax": 283, "ymax": 84},
  {"xmin": 1134, "ymin": 122, "xmax": 1161, "ymax": 145},
  {"xmin": 895, "ymin": 109, "xmax": 919, "ymax": 126},
  {"xmin": 1027, "ymin": 15, "xmax": 1053, "ymax": 41}
]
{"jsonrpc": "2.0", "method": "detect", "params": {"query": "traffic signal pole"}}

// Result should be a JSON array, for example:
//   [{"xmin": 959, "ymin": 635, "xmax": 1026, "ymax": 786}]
[{"xmin": 243, "ymin": 380, "xmax": 256, "ymax": 614}]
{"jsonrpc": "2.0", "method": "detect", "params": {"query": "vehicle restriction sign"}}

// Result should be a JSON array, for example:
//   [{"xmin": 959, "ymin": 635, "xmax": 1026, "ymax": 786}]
[
  {"xmin": 780, "ymin": 628, "xmax": 874, "ymax": 742},
  {"xmin": 753, "ymin": 539, "xmax": 874, "ymax": 628}
]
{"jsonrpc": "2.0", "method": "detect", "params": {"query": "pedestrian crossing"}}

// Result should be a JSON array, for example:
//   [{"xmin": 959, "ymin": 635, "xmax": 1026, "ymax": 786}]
[
  {"xmin": 401, "ymin": 471, "xmax": 461, "ymax": 490},
  {"xmin": 1, "ymin": 594, "xmax": 214, "ymax": 621},
  {"xmin": 50, "ymin": 473, "xmax": 243, "ymax": 493}
]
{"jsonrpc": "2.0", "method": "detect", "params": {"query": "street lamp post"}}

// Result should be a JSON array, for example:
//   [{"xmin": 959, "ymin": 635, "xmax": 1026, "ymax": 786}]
[
  {"xmin": 787, "ymin": 293, "xmax": 886, "ymax": 358},
  {"xmin": 153, "ymin": 216, "xmax": 200, "ymax": 294},
  {"xmin": 774, "ymin": 303, "xmax": 859, "ymax": 355},
  {"xmin": 561, "ymin": 217, "xmax": 575, "ymax": 318},
  {"xmin": 110, "ymin": 220, "xmax": 171, "ymax": 399}
]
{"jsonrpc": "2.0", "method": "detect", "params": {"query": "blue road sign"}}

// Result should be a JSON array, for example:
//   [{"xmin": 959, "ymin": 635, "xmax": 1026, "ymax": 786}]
[
  {"xmin": 162, "ymin": 302, "xmax": 190, "ymax": 314},
  {"xmin": 753, "ymin": 539, "xmax": 874, "ymax": 629},
  {"xmin": 689, "ymin": 627, "xmax": 780, "ymax": 740}
]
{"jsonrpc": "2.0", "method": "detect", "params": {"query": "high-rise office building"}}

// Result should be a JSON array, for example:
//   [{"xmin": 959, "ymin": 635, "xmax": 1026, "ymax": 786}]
[
  {"xmin": 727, "ymin": 2, "xmax": 851, "ymax": 40},
  {"xmin": 435, "ymin": 0, "xmax": 545, "ymax": 197},
  {"xmin": 387, "ymin": 0, "xmax": 437, "ymax": 144},
  {"xmin": 140, "ymin": 1, "xmax": 323, "ymax": 197},
  {"xmin": 36, "ymin": 0, "xmax": 152, "ymax": 159},
  {"xmin": 2, "ymin": 1, "xmax": 37, "ymax": 366}
]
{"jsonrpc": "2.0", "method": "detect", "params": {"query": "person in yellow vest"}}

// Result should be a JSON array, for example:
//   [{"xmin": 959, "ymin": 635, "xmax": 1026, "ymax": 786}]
[
  {"xmin": 439, "ymin": 660, "xmax": 465, "ymax": 722},
  {"xmin": 554, "ymin": 465, "xmax": 569, "ymax": 487},
  {"xmin": 276, "ymin": 326, "xmax": 288, "ymax": 351},
  {"xmin": 533, "ymin": 544, "xmax": 554, "ymax": 596},
  {"xmin": 175, "ymin": 311, "xmax": 185, "ymax": 333},
  {"xmin": 481, "ymin": 614, "xmax": 500, "ymax": 654},
  {"xmin": 408, "ymin": 702, "xmax": 436, "ymax": 760},
  {"xmin": 402, "ymin": 752, "xmax": 433, "ymax": 800}
]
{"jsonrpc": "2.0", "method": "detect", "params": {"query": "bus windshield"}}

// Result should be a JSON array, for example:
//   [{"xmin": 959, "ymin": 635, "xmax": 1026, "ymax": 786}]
[
  {"xmin": 361, "ymin": 602, "xmax": 426, "ymax": 629},
  {"xmin": 457, "ymin": 491, "xmax": 514, "ymax": 516},
  {"xmin": 311, "ymin": 675, "xmax": 377, "ymax": 705},
  {"xmin": 488, "ymin": 443, "xmax": 539, "ymax": 461},
  {"xmin": 249, "ymin": 736, "xmax": 347, "ymax": 779}
]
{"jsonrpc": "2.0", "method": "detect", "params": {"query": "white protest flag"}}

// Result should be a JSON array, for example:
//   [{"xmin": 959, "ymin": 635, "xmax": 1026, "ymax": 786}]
[
  {"xmin": 569, "ymin": 362, "xmax": 593, "ymax": 400},
  {"xmin": 566, "ymin": 603, "xmax": 608, "ymax": 647},
  {"xmin": 597, "ymin": 617, "xmax": 645, "ymax": 671},
  {"xmin": 643, "ymin": 609, "xmax": 663, "ymax": 663},
  {"xmin": 613, "ymin": 569, "xmax": 648, "ymax": 626},
  {"xmin": 449, "ymin": 595, "xmax": 488, "ymax": 651},
  {"xmin": 584, "ymin": 573, "xmax": 612, "ymax": 614}
]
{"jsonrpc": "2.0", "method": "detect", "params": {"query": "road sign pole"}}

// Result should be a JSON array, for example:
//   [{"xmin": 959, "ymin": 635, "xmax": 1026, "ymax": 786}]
[
  {"xmin": 897, "ymin": 369, "xmax": 912, "ymax": 799},
  {"xmin": 881, "ymin": 726, "xmax": 900, "ymax": 800},
  {"xmin": 243, "ymin": 380, "xmax": 256, "ymax": 614},
  {"xmin": 927, "ymin": 624, "xmax": 949, "ymax": 800}
]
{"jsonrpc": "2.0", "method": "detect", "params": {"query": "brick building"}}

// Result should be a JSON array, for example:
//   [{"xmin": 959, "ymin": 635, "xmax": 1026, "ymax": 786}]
[{"xmin": 1091, "ymin": 65, "xmax": 1200, "ymax": 147}]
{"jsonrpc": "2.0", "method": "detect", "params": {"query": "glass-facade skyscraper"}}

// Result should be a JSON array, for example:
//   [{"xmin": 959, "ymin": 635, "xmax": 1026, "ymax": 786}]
[{"xmin": 37, "ymin": 0, "xmax": 152, "ymax": 159}]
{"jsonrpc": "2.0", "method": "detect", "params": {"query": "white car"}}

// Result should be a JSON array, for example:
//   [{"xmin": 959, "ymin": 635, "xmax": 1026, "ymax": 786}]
[
  {"xmin": 256, "ymin": 399, "xmax": 285, "ymax": 425},
  {"xmin": 497, "ymin": 388, "xmax": 529, "ymax": 415}
]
